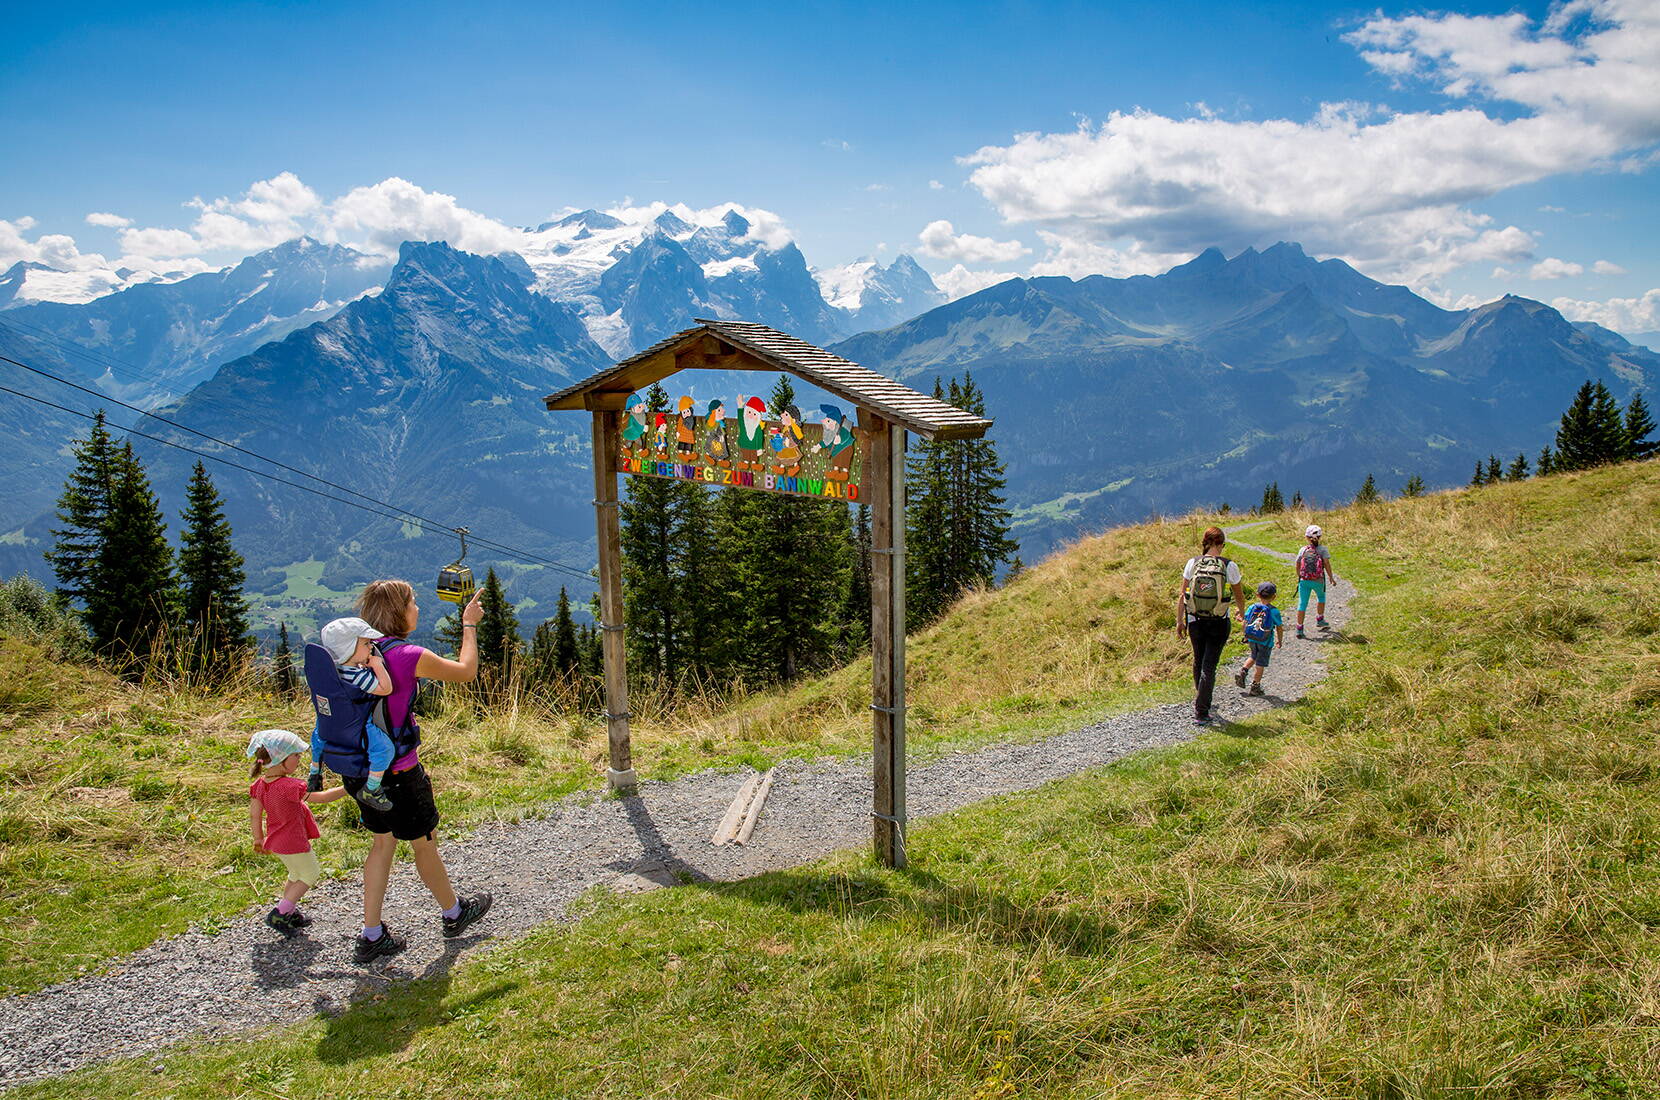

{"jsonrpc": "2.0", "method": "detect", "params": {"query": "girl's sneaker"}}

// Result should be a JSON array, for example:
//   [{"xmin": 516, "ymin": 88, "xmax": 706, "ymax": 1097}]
[
  {"xmin": 1317, "ymin": 617, "xmax": 1329, "ymax": 630},
  {"xmin": 265, "ymin": 907, "xmax": 306, "ymax": 937},
  {"xmin": 1233, "ymin": 667, "xmax": 1248, "ymax": 688},
  {"xmin": 1295, "ymin": 626, "xmax": 1306, "ymax": 639}
]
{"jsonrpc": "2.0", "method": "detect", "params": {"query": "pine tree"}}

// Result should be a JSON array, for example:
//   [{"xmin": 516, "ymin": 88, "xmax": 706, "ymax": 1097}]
[
  {"xmin": 904, "ymin": 378, "xmax": 952, "ymax": 630},
  {"xmin": 475, "ymin": 567, "xmax": 522, "ymax": 679},
  {"xmin": 1506, "ymin": 453, "xmax": 1530, "ymax": 481},
  {"xmin": 433, "ymin": 609, "xmax": 463, "ymax": 658},
  {"xmin": 272, "ymin": 620, "xmax": 296, "ymax": 695},
  {"xmin": 1259, "ymin": 482, "xmax": 1284, "ymax": 514},
  {"xmin": 45, "ymin": 411, "xmax": 118, "ymax": 609},
  {"xmin": 1354, "ymin": 473, "xmax": 1380, "ymax": 505},
  {"xmin": 1624, "ymin": 393, "xmax": 1657, "ymax": 460},
  {"xmin": 177, "ymin": 461, "xmax": 249, "ymax": 674},
  {"xmin": 551, "ymin": 586, "xmax": 580, "ymax": 677},
  {"xmin": 1402, "ymin": 475, "xmax": 1425, "ymax": 497},
  {"xmin": 1589, "ymin": 383, "xmax": 1626, "ymax": 464},
  {"xmin": 1471, "ymin": 461, "xmax": 1487, "ymax": 488},
  {"xmin": 1538, "ymin": 446, "xmax": 1555, "ymax": 476},
  {"xmin": 1485, "ymin": 454, "xmax": 1503, "ymax": 484},
  {"xmin": 839, "ymin": 503, "xmax": 872, "ymax": 659},
  {"xmin": 1554, "ymin": 382, "xmax": 1598, "ymax": 471},
  {"xmin": 1006, "ymin": 555, "xmax": 1026, "ymax": 582},
  {"xmin": 1219, "ymin": 501, "xmax": 1232, "ymax": 515},
  {"xmin": 669, "ymin": 481, "xmax": 724, "ymax": 684},
  {"xmin": 90, "ymin": 444, "xmax": 175, "ymax": 662},
  {"xmin": 1290, "ymin": 490, "xmax": 1304, "ymax": 509}
]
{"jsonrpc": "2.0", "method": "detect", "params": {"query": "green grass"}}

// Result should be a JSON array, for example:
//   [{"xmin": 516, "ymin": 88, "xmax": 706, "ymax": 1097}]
[{"xmin": 16, "ymin": 462, "xmax": 1660, "ymax": 1096}]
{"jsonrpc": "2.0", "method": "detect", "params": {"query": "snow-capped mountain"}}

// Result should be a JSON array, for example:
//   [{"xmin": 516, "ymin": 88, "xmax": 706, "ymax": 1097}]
[
  {"xmin": 515, "ymin": 206, "xmax": 944, "ymax": 355},
  {"xmin": 816, "ymin": 253, "xmax": 947, "ymax": 333},
  {"xmin": 0, "ymin": 259, "xmax": 207, "ymax": 310},
  {"xmin": 2, "ymin": 238, "xmax": 390, "ymax": 405}
]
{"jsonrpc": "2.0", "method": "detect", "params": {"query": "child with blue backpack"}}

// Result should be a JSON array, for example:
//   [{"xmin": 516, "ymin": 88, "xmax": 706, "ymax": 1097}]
[
  {"xmin": 307, "ymin": 617, "xmax": 395, "ymax": 813},
  {"xmin": 1234, "ymin": 581, "xmax": 1285, "ymax": 696}
]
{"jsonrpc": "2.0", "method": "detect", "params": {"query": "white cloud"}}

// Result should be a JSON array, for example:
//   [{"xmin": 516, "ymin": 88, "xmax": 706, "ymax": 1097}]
[
  {"xmin": 1028, "ymin": 232, "xmax": 1192, "ymax": 278},
  {"xmin": 324, "ymin": 177, "xmax": 521, "ymax": 257},
  {"xmin": 0, "ymin": 216, "xmax": 113, "ymax": 272},
  {"xmin": 1552, "ymin": 288, "xmax": 1660, "ymax": 334},
  {"xmin": 917, "ymin": 219, "xmax": 1029, "ymax": 264},
  {"xmin": 928, "ymin": 179, "xmax": 944, "ymax": 190},
  {"xmin": 863, "ymin": 183, "xmax": 890, "ymax": 192},
  {"xmin": 1594, "ymin": 259, "xmax": 1628, "ymax": 274},
  {"xmin": 957, "ymin": 1, "xmax": 1660, "ymax": 293},
  {"xmin": 1529, "ymin": 256, "xmax": 1584, "ymax": 279},
  {"xmin": 933, "ymin": 264, "xmax": 1020, "ymax": 301},
  {"xmin": 84, "ymin": 212, "xmax": 131, "ymax": 228},
  {"xmin": 821, "ymin": 139, "xmax": 853, "ymax": 152}
]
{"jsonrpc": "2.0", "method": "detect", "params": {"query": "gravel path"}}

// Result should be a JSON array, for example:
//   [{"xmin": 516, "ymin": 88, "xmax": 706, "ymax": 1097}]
[{"xmin": 0, "ymin": 525, "xmax": 1351, "ymax": 1089}]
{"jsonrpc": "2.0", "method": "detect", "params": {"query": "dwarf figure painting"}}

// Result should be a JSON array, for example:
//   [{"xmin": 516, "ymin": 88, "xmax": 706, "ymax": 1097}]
[
  {"xmin": 704, "ymin": 398, "xmax": 732, "ymax": 469},
  {"xmin": 816, "ymin": 404, "xmax": 861, "ymax": 482},
  {"xmin": 737, "ymin": 395, "xmax": 767, "ymax": 472},
  {"xmin": 770, "ymin": 403, "xmax": 803, "ymax": 476},
  {"xmin": 620, "ymin": 392, "xmax": 649, "ymax": 461},
  {"xmin": 675, "ymin": 395, "xmax": 698, "ymax": 459}
]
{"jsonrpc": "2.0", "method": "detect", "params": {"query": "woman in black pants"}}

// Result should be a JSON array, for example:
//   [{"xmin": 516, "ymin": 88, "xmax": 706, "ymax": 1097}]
[{"xmin": 1175, "ymin": 525, "xmax": 1247, "ymax": 725}]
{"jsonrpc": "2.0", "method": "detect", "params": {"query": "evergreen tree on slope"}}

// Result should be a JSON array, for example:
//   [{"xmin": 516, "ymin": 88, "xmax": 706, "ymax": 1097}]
[
  {"xmin": 177, "ymin": 461, "xmax": 250, "ymax": 673},
  {"xmin": 91, "ymin": 444, "xmax": 175, "ymax": 662},
  {"xmin": 45, "ymin": 411, "xmax": 118, "ymax": 610},
  {"xmin": 1624, "ymin": 394, "xmax": 1657, "ymax": 460}
]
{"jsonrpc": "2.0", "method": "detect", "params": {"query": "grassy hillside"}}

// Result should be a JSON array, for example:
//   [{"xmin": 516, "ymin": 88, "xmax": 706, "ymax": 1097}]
[
  {"xmin": 0, "ymin": 508, "xmax": 1276, "ymax": 995},
  {"xmin": 15, "ymin": 461, "xmax": 1660, "ymax": 1097}
]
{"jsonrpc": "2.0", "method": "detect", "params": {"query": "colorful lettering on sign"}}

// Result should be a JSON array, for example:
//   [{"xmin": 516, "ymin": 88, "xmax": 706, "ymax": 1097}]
[{"xmin": 617, "ymin": 392, "xmax": 866, "ymax": 502}]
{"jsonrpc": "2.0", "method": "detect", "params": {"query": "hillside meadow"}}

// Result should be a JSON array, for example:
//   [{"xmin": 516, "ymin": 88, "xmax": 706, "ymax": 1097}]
[
  {"xmin": 0, "ymin": 504, "xmax": 1277, "ymax": 995},
  {"xmin": 8, "ymin": 461, "xmax": 1660, "ymax": 1097}
]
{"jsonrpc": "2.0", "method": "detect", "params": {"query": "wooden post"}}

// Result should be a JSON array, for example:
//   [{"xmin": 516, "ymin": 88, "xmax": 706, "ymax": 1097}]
[
  {"xmin": 591, "ymin": 407, "xmax": 635, "ymax": 789},
  {"xmin": 865, "ymin": 411, "xmax": 907, "ymax": 868}
]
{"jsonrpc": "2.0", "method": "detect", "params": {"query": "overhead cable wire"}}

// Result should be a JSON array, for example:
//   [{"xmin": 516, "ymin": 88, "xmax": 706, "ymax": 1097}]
[
  {"xmin": 0, "ymin": 383, "xmax": 597, "ymax": 583},
  {"xmin": 0, "ymin": 349, "xmax": 597, "ymax": 580}
]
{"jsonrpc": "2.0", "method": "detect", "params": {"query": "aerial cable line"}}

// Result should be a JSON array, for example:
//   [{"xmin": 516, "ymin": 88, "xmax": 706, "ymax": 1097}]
[
  {"xmin": 0, "ymin": 349, "xmax": 594, "ymax": 580},
  {"xmin": 0, "ymin": 383, "xmax": 597, "ymax": 584},
  {"xmin": 0, "ymin": 315, "xmax": 182, "ymax": 392}
]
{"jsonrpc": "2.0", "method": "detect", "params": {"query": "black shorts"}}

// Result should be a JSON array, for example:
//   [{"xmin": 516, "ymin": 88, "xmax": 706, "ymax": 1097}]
[{"xmin": 345, "ymin": 763, "xmax": 440, "ymax": 841}]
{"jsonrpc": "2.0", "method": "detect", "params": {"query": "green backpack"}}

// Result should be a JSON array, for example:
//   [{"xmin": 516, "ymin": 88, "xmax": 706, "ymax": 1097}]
[{"xmin": 1187, "ymin": 556, "xmax": 1232, "ymax": 618}]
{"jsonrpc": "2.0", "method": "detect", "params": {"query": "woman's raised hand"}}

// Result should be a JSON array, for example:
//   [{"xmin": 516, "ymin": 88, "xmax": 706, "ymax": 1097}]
[{"xmin": 461, "ymin": 588, "xmax": 484, "ymax": 627}]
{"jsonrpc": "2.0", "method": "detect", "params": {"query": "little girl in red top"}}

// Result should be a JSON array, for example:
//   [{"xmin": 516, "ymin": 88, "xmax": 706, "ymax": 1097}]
[{"xmin": 247, "ymin": 729, "xmax": 349, "ymax": 936}]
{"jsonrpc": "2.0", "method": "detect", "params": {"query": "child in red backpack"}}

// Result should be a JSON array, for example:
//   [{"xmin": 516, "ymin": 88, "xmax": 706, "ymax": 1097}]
[
  {"xmin": 1294, "ymin": 524, "xmax": 1338, "ymax": 638},
  {"xmin": 247, "ymin": 729, "xmax": 350, "ymax": 936}
]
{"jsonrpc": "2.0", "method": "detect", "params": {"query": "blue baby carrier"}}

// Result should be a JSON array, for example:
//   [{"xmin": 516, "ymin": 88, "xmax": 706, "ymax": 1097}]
[{"xmin": 303, "ymin": 638, "xmax": 421, "ymax": 777}]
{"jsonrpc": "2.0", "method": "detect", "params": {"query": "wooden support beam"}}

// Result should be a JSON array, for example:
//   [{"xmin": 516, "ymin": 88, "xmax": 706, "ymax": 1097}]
[
  {"xmin": 591, "ymin": 408, "xmax": 635, "ymax": 789},
  {"xmin": 864, "ymin": 410, "xmax": 907, "ymax": 868}
]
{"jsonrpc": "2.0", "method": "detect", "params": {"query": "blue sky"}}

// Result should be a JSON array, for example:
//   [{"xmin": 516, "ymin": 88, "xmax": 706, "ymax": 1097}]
[{"xmin": 4, "ymin": 0, "xmax": 1658, "ymax": 333}]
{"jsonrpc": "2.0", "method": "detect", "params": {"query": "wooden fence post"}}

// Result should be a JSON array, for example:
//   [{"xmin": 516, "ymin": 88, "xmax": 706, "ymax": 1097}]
[
  {"xmin": 591, "ymin": 406, "xmax": 635, "ymax": 789},
  {"xmin": 865, "ymin": 412, "xmax": 907, "ymax": 867}
]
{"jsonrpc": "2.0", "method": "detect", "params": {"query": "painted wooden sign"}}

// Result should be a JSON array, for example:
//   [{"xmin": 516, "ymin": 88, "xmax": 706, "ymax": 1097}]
[{"xmin": 617, "ymin": 392, "xmax": 868, "ymax": 501}]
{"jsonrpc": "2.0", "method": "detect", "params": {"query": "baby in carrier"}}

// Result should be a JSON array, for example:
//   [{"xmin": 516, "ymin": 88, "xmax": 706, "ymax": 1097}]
[{"xmin": 307, "ymin": 616, "xmax": 395, "ymax": 812}]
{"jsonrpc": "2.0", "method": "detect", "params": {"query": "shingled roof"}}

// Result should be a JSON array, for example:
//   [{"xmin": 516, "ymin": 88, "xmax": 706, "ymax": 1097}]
[{"xmin": 543, "ymin": 319, "xmax": 991, "ymax": 441}]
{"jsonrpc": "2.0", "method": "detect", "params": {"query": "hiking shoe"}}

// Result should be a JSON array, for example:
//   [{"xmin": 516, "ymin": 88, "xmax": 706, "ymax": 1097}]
[
  {"xmin": 443, "ymin": 893, "xmax": 494, "ymax": 939},
  {"xmin": 1192, "ymin": 714, "xmax": 1210, "ymax": 727},
  {"xmin": 290, "ymin": 910, "xmax": 313, "ymax": 928},
  {"xmin": 1248, "ymin": 683, "xmax": 1265, "ymax": 696},
  {"xmin": 354, "ymin": 784, "xmax": 393, "ymax": 813},
  {"xmin": 1317, "ymin": 617, "xmax": 1329, "ymax": 630},
  {"xmin": 264, "ymin": 907, "xmax": 306, "ymax": 937},
  {"xmin": 1233, "ymin": 667, "xmax": 1248, "ymax": 688},
  {"xmin": 1295, "ymin": 627, "xmax": 1306, "ymax": 639},
  {"xmin": 353, "ymin": 926, "xmax": 406, "ymax": 964}
]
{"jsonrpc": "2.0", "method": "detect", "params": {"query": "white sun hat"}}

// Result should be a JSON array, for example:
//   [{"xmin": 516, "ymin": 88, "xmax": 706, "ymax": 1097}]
[
  {"xmin": 1305, "ymin": 524, "xmax": 1322, "ymax": 540},
  {"xmin": 320, "ymin": 616, "xmax": 384, "ymax": 665}
]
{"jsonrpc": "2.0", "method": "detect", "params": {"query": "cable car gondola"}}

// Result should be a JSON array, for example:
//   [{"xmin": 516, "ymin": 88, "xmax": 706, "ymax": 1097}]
[{"xmin": 436, "ymin": 527, "xmax": 476, "ymax": 604}]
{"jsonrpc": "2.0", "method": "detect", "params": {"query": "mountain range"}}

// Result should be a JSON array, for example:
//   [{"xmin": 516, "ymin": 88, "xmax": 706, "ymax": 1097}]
[
  {"xmin": 0, "ymin": 230, "xmax": 1654, "ymax": 634},
  {"xmin": 832, "ymin": 242, "xmax": 1659, "ymax": 555}
]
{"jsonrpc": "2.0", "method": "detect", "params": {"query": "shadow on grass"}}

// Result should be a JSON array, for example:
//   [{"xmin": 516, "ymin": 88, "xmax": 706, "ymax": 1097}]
[{"xmin": 314, "ymin": 941, "xmax": 517, "ymax": 1065}]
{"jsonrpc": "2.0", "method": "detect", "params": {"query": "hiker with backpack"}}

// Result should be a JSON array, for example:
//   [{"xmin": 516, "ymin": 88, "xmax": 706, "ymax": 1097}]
[
  {"xmin": 1175, "ymin": 525, "xmax": 1248, "ymax": 725},
  {"xmin": 1293, "ymin": 524, "xmax": 1338, "ymax": 638},
  {"xmin": 306, "ymin": 579, "xmax": 493, "ymax": 963}
]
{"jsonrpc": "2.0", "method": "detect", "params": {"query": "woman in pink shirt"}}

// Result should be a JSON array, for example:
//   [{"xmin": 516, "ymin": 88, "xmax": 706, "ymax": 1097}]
[{"xmin": 347, "ymin": 579, "xmax": 493, "ymax": 964}]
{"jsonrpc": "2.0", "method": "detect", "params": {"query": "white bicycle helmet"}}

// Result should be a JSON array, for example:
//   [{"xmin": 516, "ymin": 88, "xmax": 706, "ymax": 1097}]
[{"xmin": 1305, "ymin": 524, "xmax": 1322, "ymax": 540}]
